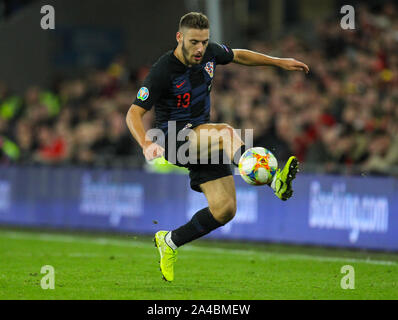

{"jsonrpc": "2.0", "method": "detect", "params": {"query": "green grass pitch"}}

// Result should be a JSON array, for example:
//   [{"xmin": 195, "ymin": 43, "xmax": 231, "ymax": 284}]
[{"xmin": 0, "ymin": 228, "xmax": 397, "ymax": 300}]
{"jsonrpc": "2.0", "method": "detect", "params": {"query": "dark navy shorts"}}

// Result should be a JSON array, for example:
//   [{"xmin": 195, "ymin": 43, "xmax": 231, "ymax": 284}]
[{"xmin": 163, "ymin": 124, "xmax": 233, "ymax": 193}]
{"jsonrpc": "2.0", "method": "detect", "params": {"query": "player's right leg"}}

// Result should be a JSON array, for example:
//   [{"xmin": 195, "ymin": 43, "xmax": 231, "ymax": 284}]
[
  {"xmin": 154, "ymin": 175, "xmax": 236, "ymax": 282},
  {"xmin": 199, "ymin": 175, "xmax": 237, "ymax": 225}
]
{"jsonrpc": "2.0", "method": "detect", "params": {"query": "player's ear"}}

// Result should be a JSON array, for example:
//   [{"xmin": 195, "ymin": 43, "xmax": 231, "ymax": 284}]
[{"xmin": 176, "ymin": 31, "xmax": 183, "ymax": 44}]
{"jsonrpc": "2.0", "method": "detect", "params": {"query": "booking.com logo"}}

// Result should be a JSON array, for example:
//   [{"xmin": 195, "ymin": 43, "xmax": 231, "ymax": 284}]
[{"xmin": 145, "ymin": 121, "xmax": 254, "ymax": 167}]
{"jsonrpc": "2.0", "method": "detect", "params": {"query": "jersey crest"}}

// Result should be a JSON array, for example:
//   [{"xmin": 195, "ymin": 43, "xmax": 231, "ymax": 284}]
[{"xmin": 205, "ymin": 62, "xmax": 214, "ymax": 78}]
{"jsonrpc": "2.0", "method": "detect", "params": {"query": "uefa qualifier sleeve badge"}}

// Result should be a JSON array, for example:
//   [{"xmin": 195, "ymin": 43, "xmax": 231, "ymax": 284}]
[{"xmin": 137, "ymin": 87, "xmax": 150, "ymax": 101}]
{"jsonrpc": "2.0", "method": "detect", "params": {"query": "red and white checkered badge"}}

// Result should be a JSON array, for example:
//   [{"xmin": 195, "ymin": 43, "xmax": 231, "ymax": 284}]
[{"xmin": 205, "ymin": 62, "xmax": 214, "ymax": 78}]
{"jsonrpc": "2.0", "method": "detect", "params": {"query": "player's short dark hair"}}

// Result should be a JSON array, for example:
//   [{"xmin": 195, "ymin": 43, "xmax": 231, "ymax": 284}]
[{"xmin": 179, "ymin": 12, "xmax": 209, "ymax": 30}]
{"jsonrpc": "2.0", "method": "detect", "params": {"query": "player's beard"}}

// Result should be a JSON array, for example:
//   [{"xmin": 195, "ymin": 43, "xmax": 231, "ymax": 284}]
[{"xmin": 182, "ymin": 41, "xmax": 203, "ymax": 65}]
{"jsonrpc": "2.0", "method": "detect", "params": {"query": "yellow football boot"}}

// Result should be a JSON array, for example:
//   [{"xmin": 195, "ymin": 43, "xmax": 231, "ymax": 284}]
[
  {"xmin": 154, "ymin": 231, "xmax": 178, "ymax": 282},
  {"xmin": 273, "ymin": 156, "xmax": 299, "ymax": 201}
]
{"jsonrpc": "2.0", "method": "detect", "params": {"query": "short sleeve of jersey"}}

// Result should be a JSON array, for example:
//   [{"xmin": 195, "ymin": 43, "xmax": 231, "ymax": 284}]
[
  {"xmin": 133, "ymin": 65, "xmax": 165, "ymax": 111},
  {"xmin": 209, "ymin": 42, "xmax": 234, "ymax": 65}
]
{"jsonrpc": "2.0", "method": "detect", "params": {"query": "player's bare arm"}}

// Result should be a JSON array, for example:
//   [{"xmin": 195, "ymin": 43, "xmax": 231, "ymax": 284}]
[
  {"xmin": 232, "ymin": 49, "xmax": 309, "ymax": 73},
  {"xmin": 126, "ymin": 105, "xmax": 164, "ymax": 161}
]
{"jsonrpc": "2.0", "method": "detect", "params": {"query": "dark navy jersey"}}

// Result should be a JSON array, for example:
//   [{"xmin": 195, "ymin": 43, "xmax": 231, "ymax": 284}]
[{"xmin": 133, "ymin": 42, "xmax": 234, "ymax": 134}]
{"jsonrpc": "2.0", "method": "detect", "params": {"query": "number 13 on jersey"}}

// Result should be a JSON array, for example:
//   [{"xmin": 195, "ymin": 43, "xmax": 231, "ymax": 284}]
[{"xmin": 177, "ymin": 93, "xmax": 191, "ymax": 108}]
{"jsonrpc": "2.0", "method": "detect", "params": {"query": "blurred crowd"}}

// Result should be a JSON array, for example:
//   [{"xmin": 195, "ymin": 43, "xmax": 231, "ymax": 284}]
[
  {"xmin": 212, "ymin": 2, "xmax": 398, "ymax": 175},
  {"xmin": 1, "ymin": 2, "xmax": 398, "ymax": 175},
  {"xmin": 0, "ymin": 57, "xmax": 144, "ymax": 167}
]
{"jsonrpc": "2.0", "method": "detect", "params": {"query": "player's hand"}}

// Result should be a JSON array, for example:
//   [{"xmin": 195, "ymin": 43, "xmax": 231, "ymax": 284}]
[
  {"xmin": 279, "ymin": 58, "xmax": 309, "ymax": 74},
  {"xmin": 143, "ymin": 142, "xmax": 165, "ymax": 161}
]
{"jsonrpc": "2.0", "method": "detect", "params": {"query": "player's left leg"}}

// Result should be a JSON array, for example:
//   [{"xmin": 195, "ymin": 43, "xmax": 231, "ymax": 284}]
[
  {"xmin": 154, "ymin": 175, "xmax": 236, "ymax": 282},
  {"xmin": 187, "ymin": 123, "xmax": 245, "ymax": 166},
  {"xmin": 273, "ymin": 156, "xmax": 299, "ymax": 201}
]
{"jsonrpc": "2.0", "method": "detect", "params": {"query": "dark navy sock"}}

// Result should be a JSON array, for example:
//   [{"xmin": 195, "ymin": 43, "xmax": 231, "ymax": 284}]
[{"xmin": 170, "ymin": 207, "xmax": 223, "ymax": 248}]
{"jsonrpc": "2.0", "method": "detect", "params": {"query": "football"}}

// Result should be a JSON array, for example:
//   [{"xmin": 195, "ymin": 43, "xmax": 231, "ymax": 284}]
[{"xmin": 238, "ymin": 147, "xmax": 278, "ymax": 185}]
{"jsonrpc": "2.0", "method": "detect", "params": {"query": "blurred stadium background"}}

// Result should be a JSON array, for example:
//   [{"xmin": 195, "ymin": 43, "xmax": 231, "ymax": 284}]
[
  {"xmin": 0, "ymin": 0, "xmax": 397, "ymax": 300},
  {"xmin": 1, "ymin": 0, "xmax": 398, "ymax": 172}
]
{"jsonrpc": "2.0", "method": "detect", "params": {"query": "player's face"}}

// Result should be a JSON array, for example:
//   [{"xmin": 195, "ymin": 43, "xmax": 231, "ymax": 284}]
[{"xmin": 179, "ymin": 28, "xmax": 209, "ymax": 65}]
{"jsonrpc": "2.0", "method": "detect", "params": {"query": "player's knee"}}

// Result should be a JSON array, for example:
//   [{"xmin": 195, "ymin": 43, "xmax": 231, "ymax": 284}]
[
  {"xmin": 216, "ymin": 124, "xmax": 235, "ymax": 149},
  {"xmin": 209, "ymin": 197, "xmax": 237, "ymax": 225},
  {"xmin": 219, "ymin": 124, "xmax": 234, "ymax": 139}
]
